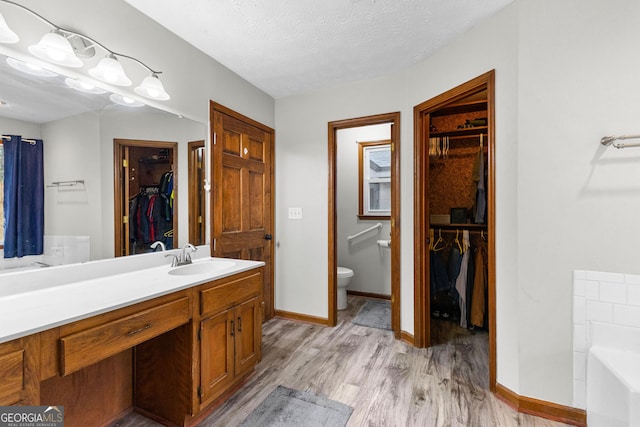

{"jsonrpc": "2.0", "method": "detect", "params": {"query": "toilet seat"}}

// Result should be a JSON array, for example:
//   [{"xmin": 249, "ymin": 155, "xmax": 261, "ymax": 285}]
[{"xmin": 337, "ymin": 267, "xmax": 354, "ymax": 278}]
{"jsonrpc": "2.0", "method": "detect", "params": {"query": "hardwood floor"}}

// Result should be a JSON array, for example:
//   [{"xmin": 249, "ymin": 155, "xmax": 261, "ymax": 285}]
[{"xmin": 114, "ymin": 296, "xmax": 569, "ymax": 427}]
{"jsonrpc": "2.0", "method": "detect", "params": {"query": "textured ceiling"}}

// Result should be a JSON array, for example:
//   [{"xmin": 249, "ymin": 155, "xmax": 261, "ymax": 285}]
[{"xmin": 124, "ymin": 0, "xmax": 514, "ymax": 99}]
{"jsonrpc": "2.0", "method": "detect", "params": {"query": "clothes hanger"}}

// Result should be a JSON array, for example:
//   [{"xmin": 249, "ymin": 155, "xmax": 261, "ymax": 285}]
[
  {"xmin": 454, "ymin": 229, "xmax": 463, "ymax": 253},
  {"xmin": 429, "ymin": 228, "xmax": 434, "ymax": 250},
  {"xmin": 433, "ymin": 229, "xmax": 446, "ymax": 252}
]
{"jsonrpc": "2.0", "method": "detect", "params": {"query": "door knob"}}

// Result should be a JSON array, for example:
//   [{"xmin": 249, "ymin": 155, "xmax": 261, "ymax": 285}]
[{"xmin": 265, "ymin": 234, "xmax": 273, "ymax": 240}]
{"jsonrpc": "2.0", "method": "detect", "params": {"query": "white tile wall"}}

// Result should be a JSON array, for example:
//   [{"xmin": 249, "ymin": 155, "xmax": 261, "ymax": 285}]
[{"xmin": 573, "ymin": 269, "xmax": 640, "ymax": 409}]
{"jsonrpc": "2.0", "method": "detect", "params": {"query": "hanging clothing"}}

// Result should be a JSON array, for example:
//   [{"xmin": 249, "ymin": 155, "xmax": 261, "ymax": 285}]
[
  {"xmin": 454, "ymin": 250, "xmax": 470, "ymax": 328},
  {"xmin": 3, "ymin": 135, "xmax": 44, "ymax": 258},
  {"xmin": 430, "ymin": 250, "xmax": 450, "ymax": 295},
  {"xmin": 473, "ymin": 146, "xmax": 486, "ymax": 224},
  {"xmin": 470, "ymin": 244, "xmax": 488, "ymax": 328}
]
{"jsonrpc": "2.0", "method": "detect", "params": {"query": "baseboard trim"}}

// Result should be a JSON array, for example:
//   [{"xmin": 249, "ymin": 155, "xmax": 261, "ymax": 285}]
[
  {"xmin": 495, "ymin": 384, "xmax": 586, "ymax": 427},
  {"xmin": 274, "ymin": 310, "xmax": 329, "ymax": 326},
  {"xmin": 399, "ymin": 331, "xmax": 414, "ymax": 346},
  {"xmin": 346, "ymin": 290, "xmax": 391, "ymax": 300}
]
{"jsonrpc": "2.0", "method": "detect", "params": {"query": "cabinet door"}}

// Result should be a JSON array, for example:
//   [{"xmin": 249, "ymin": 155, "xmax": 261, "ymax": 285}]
[
  {"xmin": 0, "ymin": 336, "xmax": 39, "ymax": 406},
  {"xmin": 200, "ymin": 309, "xmax": 235, "ymax": 404},
  {"xmin": 234, "ymin": 297, "xmax": 261, "ymax": 378}
]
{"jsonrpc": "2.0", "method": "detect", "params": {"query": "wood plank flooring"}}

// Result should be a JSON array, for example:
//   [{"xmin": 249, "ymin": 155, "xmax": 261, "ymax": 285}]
[{"xmin": 113, "ymin": 296, "xmax": 569, "ymax": 427}]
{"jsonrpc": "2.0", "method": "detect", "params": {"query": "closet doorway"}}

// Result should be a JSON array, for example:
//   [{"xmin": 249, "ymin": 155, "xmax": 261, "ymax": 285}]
[
  {"xmin": 114, "ymin": 139, "xmax": 178, "ymax": 257},
  {"xmin": 413, "ymin": 71, "xmax": 496, "ymax": 390},
  {"xmin": 328, "ymin": 112, "xmax": 400, "ymax": 335}
]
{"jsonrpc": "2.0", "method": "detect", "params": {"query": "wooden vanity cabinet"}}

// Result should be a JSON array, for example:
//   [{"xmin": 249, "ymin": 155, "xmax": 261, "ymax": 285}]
[
  {"xmin": 0, "ymin": 335, "xmax": 39, "ymax": 406},
  {"xmin": 0, "ymin": 266, "xmax": 263, "ymax": 427},
  {"xmin": 198, "ymin": 269, "xmax": 262, "ymax": 408}
]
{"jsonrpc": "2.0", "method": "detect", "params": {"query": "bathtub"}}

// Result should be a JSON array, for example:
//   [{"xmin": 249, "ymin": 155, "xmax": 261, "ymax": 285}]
[{"xmin": 587, "ymin": 322, "xmax": 640, "ymax": 427}]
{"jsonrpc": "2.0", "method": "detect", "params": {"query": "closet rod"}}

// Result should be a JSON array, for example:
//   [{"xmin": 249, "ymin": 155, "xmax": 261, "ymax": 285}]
[
  {"xmin": 431, "ymin": 227, "xmax": 487, "ymax": 236},
  {"xmin": 432, "ymin": 133, "xmax": 486, "ymax": 142},
  {"xmin": 600, "ymin": 134, "xmax": 640, "ymax": 149}
]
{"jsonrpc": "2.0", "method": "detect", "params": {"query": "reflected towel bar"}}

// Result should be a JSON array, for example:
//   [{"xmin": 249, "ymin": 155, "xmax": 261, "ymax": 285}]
[
  {"xmin": 347, "ymin": 222, "xmax": 382, "ymax": 244},
  {"xmin": 47, "ymin": 180, "xmax": 85, "ymax": 188},
  {"xmin": 600, "ymin": 134, "xmax": 640, "ymax": 149}
]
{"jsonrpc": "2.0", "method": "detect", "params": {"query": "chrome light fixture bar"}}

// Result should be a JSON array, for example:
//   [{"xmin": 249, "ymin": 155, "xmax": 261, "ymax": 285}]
[{"xmin": 0, "ymin": 0, "xmax": 170, "ymax": 101}]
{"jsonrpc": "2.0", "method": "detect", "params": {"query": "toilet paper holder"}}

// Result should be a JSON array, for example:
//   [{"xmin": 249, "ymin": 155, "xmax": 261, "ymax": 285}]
[{"xmin": 377, "ymin": 240, "xmax": 391, "ymax": 248}]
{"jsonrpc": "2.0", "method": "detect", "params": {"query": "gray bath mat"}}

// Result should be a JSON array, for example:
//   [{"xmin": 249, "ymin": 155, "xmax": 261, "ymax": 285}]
[
  {"xmin": 240, "ymin": 385, "xmax": 352, "ymax": 427},
  {"xmin": 352, "ymin": 299, "xmax": 391, "ymax": 330}
]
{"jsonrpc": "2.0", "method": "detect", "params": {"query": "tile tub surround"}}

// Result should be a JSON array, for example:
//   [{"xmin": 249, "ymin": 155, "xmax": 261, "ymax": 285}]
[{"xmin": 573, "ymin": 270, "xmax": 640, "ymax": 409}]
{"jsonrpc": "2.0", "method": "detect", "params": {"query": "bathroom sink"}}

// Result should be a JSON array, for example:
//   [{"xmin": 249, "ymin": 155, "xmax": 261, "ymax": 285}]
[{"xmin": 168, "ymin": 260, "xmax": 236, "ymax": 276}]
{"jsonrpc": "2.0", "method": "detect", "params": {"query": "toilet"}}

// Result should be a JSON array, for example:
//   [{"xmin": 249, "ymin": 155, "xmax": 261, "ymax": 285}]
[{"xmin": 337, "ymin": 267, "xmax": 354, "ymax": 310}]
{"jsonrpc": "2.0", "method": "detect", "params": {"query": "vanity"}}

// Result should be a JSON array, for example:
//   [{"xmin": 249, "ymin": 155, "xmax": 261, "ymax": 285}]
[{"xmin": 0, "ymin": 251, "xmax": 264, "ymax": 426}]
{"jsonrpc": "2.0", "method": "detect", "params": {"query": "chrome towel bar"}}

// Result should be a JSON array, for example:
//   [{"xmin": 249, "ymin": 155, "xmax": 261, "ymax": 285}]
[{"xmin": 600, "ymin": 134, "xmax": 640, "ymax": 149}]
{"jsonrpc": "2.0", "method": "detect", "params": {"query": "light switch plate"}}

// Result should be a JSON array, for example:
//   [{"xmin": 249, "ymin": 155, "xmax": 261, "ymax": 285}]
[{"xmin": 288, "ymin": 207, "xmax": 303, "ymax": 220}]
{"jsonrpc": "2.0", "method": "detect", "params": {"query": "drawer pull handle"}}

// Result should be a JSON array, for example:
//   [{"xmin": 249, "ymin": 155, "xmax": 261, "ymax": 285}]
[
  {"xmin": 237, "ymin": 317, "xmax": 242, "ymax": 332},
  {"xmin": 230, "ymin": 320, "xmax": 235, "ymax": 336},
  {"xmin": 127, "ymin": 323, "xmax": 152, "ymax": 336}
]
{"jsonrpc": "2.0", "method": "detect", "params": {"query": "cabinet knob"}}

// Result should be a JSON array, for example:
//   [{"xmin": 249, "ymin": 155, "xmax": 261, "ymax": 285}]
[{"xmin": 264, "ymin": 234, "xmax": 273, "ymax": 240}]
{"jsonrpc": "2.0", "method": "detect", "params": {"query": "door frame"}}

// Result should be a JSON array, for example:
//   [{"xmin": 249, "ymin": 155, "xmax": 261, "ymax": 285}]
[
  {"xmin": 209, "ymin": 101, "xmax": 276, "ymax": 320},
  {"xmin": 188, "ymin": 140, "xmax": 206, "ymax": 245},
  {"xmin": 113, "ymin": 139, "xmax": 178, "ymax": 257},
  {"xmin": 328, "ymin": 112, "xmax": 401, "ymax": 335},
  {"xmin": 413, "ymin": 70, "xmax": 496, "ymax": 390}
]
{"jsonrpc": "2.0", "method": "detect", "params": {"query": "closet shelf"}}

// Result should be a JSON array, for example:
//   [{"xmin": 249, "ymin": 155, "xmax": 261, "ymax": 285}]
[
  {"xmin": 430, "ymin": 100, "xmax": 487, "ymax": 117},
  {"xmin": 430, "ymin": 126, "xmax": 488, "ymax": 139}
]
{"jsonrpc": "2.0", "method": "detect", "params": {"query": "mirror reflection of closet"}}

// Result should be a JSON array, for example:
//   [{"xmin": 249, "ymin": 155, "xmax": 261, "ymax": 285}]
[
  {"xmin": 114, "ymin": 139, "xmax": 177, "ymax": 257},
  {"xmin": 188, "ymin": 140, "xmax": 205, "ymax": 245}
]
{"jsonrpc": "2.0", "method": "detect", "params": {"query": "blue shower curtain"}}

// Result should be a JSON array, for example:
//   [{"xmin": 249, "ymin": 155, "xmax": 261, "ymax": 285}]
[{"xmin": 3, "ymin": 135, "xmax": 44, "ymax": 258}]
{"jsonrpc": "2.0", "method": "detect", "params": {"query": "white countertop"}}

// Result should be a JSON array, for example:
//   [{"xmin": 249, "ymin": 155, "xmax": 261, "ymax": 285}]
[{"xmin": 0, "ymin": 255, "xmax": 264, "ymax": 344}]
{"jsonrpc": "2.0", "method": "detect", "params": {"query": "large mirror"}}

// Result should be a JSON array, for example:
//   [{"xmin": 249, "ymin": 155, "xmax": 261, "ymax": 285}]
[{"xmin": 0, "ymin": 52, "xmax": 206, "ymax": 268}]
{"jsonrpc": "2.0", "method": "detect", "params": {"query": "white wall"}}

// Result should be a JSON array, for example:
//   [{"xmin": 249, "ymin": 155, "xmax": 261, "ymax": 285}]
[
  {"xmin": 42, "ymin": 112, "xmax": 102, "ymax": 258},
  {"xmin": 275, "ymin": 0, "xmax": 640, "ymax": 408},
  {"xmin": 515, "ymin": 0, "xmax": 640, "ymax": 405},
  {"xmin": 337, "ymin": 124, "xmax": 391, "ymax": 295},
  {"xmin": 275, "ymin": 0, "xmax": 520, "ymax": 395}
]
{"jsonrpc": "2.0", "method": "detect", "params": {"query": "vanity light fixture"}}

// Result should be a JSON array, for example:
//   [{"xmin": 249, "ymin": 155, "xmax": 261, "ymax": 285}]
[
  {"xmin": 6, "ymin": 57, "xmax": 58, "ymax": 77},
  {"xmin": 89, "ymin": 54, "xmax": 131, "ymax": 86},
  {"xmin": 110, "ymin": 93, "xmax": 144, "ymax": 107},
  {"xmin": 28, "ymin": 30, "xmax": 83, "ymax": 68},
  {"xmin": 0, "ymin": 0, "xmax": 170, "ymax": 101},
  {"xmin": 134, "ymin": 73, "xmax": 170, "ymax": 101},
  {"xmin": 0, "ymin": 10, "xmax": 18, "ymax": 43},
  {"xmin": 64, "ymin": 77, "xmax": 107, "ymax": 95}
]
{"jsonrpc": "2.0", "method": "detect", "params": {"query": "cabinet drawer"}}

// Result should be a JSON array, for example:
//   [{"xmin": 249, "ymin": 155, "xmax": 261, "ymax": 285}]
[
  {"xmin": 60, "ymin": 297, "xmax": 190, "ymax": 375},
  {"xmin": 0, "ymin": 349, "xmax": 24, "ymax": 404},
  {"xmin": 201, "ymin": 272, "xmax": 261, "ymax": 316}
]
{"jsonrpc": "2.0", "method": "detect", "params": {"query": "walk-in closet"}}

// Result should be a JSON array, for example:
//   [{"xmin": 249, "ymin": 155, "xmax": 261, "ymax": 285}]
[
  {"xmin": 414, "ymin": 70, "xmax": 496, "ymax": 388},
  {"xmin": 427, "ymin": 90, "xmax": 489, "ymax": 345},
  {"xmin": 114, "ymin": 140, "xmax": 177, "ymax": 257}
]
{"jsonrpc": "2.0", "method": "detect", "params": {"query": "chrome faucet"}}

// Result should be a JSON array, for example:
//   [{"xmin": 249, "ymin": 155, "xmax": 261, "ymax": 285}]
[
  {"xmin": 165, "ymin": 243, "xmax": 197, "ymax": 267},
  {"xmin": 150, "ymin": 241, "xmax": 166, "ymax": 252},
  {"xmin": 180, "ymin": 243, "xmax": 197, "ymax": 265}
]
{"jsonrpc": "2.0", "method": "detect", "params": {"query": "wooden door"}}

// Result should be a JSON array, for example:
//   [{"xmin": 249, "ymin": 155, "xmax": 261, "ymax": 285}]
[
  {"xmin": 234, "ymin": 297, "xmax": 261, "ymax": 377},
  {"xmin": 210, "ymin": 102, "xmax": 275, "ymax": 320},
  {"xmin": 199, "ymin": 309, "xmax": 234, "ymax": 405}
]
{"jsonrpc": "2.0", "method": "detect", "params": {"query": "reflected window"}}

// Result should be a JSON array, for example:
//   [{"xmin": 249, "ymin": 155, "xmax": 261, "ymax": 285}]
[{"xmin": 359, "ymin": 140, "xmax": 391, "ymax": 218}]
